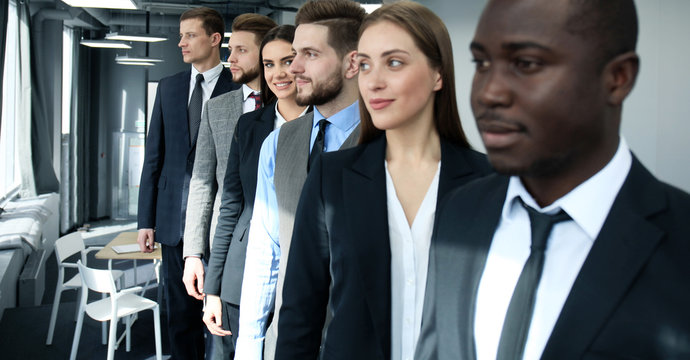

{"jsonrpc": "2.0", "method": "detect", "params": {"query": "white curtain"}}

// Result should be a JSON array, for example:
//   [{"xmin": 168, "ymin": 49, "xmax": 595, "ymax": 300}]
[{"xmin": 14, "ymin": 1, "xmax": 35, "ymax": 197}]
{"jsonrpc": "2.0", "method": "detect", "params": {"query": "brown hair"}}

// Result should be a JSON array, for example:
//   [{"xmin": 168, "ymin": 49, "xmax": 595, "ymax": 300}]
[
  {"xmin": 295, "ymin": 0, "xmax": 366, "ymax": 57},
  {"xmin": 259, "ymin": 25, "xmax": 296, "ymax": 105},
  {"xmin": 180, "ymin": 7, "xmax": 225, "ymax": 49},
  {"xmin": 357, "ymin": 1, "xmax": 470, "ymax": 147},
  {"xmin": 231, "ymin": 13, "xmax": 278, "ymax": 48}
]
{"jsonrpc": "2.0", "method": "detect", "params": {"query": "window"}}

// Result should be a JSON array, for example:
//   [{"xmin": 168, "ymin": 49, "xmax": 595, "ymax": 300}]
[{"xmin": 0, "ymin": 0, "xmax": 21, "ymax": 196}]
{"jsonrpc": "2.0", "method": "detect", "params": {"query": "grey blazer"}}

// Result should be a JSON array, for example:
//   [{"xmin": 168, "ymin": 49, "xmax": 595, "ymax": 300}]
[
  {"xmin": 183, "ymin": 89, "xmax": 244, "ymax": 258},
  {"xmin": 262, "ymin": 112, "xmax": 360, "ymax": 360}
]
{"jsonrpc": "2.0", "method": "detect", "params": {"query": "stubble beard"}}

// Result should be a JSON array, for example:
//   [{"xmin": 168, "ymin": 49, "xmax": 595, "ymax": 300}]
[
  {"xmin": 295, "ymin": 67, "xmax": 343, "ymax": 107},
  {"xmin": 234, "ymin": 64, "xmax": 260, "ymax": 85}
]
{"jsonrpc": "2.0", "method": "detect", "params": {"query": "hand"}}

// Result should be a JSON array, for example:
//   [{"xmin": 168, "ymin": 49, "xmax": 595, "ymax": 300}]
[
  {"xmin": 137, "ymin": 229, "xmax": 155, "ymax": 253},
  {"xmin": 183, "ymin": 256, "xmax": 205, "ymax": 300},
  {"xmin": 203, "ymin": 295, "xmax": 232, "ymax": 337}
]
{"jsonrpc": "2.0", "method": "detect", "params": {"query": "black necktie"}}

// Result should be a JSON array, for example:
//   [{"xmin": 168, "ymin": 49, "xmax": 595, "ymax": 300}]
[
  {"xmin": 188, "ymin": 73, "xmax": 204, "ymax": 143},
  {"xmin": 496, "ymin": 199, "xmax": 571, "ymax": 360},
  {"xmin": 249, "ymin": 93, "xmax": 262, "ymax": 110},
  {"xmin": 308, "ymin": 119, "xmax": 329, "ymax": 172}
]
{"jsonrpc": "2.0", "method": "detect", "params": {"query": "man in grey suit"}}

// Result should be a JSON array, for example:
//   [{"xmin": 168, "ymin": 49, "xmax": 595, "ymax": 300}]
[
  {"xmin": 416, "ymin": 0, "xmax": 690, "ymax": 359},
  {"xmin": 234, "ymin": 1, "xmax": 366, "ymax": 359},
  {"xmin": 181, "ymin": 13, "xmax": 276, "ymax": 357}
]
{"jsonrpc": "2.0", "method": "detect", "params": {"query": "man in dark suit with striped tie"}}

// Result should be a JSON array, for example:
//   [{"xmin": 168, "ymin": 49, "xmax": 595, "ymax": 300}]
[{"xmin": 137, "ymin": 7, "xmax": 238, "ymax": 360}]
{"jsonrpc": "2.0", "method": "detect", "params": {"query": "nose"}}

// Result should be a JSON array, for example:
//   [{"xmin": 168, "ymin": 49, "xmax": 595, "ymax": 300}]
[
  {"xmin": 290, "ymin": 54, "xmax": 304, "ymax": 75},
  {"xmin": 228, "ymin": 50, "xmax": 238, "ymax": 63},
  {"xmin": 363, "ymin": 64, "xmax": 385, "ymax": 92},
  {"xmin": 178, "ymin": 37, "xmax": 185, "ymax": 48},
  {"xmin": 473, "ymin": 67, "xmax": 512, "ymax": 109}
]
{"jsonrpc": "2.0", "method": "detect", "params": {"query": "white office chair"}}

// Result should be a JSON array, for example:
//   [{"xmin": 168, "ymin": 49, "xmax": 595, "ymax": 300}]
[
  {"xmin": 46, "ymin": 232, "xmax": 124, "ymax": 345},
  {"xmin": 70, "ymin": 260, "xmax": 162, "ymax": 360}
]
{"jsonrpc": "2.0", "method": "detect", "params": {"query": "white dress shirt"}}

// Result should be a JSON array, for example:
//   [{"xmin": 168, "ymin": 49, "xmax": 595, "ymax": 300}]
[
  {"xmin": 474, "ymin": 138, "xmax": 633, "ymax": 360},
  {"xmin": 241, "ymin": 84, "xmax": 261, "ymax": 114},
  {"xmin": 235, "ymin": 102, "xmax": 360, "ymax": 359},
  {"xmin": 387, "ymin": 161, "xmax": 440, "ymax": 360},
  {"xmin": 189, "ymin": 62, "xmax": 223, "ymax": 118}
]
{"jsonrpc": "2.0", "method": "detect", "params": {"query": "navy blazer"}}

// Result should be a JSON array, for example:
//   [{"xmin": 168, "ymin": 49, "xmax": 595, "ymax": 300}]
[
  {"xmin": 205, "ymin": 102, "xmax": 277, "ymax": 304},
  {"xmin": 417, "ymin": 156, "xmax": 690, "ymax": 359},
  {"xmin": 276, "ymin": 134, "xmax": 493, "ymax": 360},
  {"xmin": 138, "ymin": 68, "xmax": 237, "ymax": 246}
]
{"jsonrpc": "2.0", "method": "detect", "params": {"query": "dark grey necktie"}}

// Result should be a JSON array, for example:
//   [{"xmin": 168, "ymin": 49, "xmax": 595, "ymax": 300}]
[
  {"xmin": 308, "ymin": 119, "xmax": 329, "ymax": 172},
  {"xmin": 188, "ymin": 73, "xmax": 204, "ymax": 143},
  {"xmin": 496, "ymin": 199, "xmax": 571, "ymax": 360}
]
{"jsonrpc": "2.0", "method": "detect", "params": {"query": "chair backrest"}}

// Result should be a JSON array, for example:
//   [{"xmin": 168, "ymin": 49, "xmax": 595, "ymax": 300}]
[
  {"xmin": 55, "ymin": 232, "xmax": 86, "ymax": 264},
  {"xmin": 77, "ymin": 260, "xmax": 117, "ymax": 295}
]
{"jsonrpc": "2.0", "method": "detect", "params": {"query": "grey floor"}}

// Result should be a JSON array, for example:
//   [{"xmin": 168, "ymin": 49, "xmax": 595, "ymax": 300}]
[{"xmin": 0, "ymin": 220, "xmax": 171, "ymax": 359}]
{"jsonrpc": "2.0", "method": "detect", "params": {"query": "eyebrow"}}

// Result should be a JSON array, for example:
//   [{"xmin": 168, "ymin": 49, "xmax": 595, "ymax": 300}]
[
  {"xmin": 356, "ymin": 49, "xmax": 410, "ymax": 59},
  {"xmin": 470, "ymin": 41, "xmax": 553, "ymax": 53}
]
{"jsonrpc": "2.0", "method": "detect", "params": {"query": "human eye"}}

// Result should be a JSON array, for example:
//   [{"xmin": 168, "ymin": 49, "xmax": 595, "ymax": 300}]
[
  {"xmin": 471, "ymin": 57, "xmax": 490, "ymax": 72},
  {"xmin": 283, "ymin": 58, "xmax": 293, "ymax": 66},
  {"xmin": 306, "ymin": 51, "xmax": 317, "ymax": 59},
  {"xmin": 358, "ymin": 60, "xmax": 370, "ymax": 72},
  {"xmin": 512, "ymin": 57, "xmax": 543, "ymax": 73},
  {"xmin": 388, "ymin": 59, "xmax": 403, "ymax": 68},
  {"xmin": 264, "ymin": 62, "xmax": 274, "ymax": 69}
]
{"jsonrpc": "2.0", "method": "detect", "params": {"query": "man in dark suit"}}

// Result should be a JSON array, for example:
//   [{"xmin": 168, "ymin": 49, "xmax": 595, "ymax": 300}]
[
  {"xmin": 416, "ymin": 0, "xmax": 690, "ymax": 359},
  {"xmin": 137, "ymin": 7, "xmax": 238, "ymax": 360}
]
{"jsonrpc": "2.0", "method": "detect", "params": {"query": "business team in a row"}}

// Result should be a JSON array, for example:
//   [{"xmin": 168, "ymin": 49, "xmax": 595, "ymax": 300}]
[{"xmin": 138, "ymin": 0, "xmax": 690, "ymax": 359}]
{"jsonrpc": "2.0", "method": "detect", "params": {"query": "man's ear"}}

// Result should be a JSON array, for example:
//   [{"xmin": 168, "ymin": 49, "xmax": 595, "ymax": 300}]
[
  {"xmin": 343, "ymin": 50, "xmax": 359, "ymax": 79},
  {"xmin": 210, "ymin": 32, "xmax": 222, "ymax": 48},
  {"xmin": 603, "ymin": 51, "xmax": 639, "ymax": 106}
]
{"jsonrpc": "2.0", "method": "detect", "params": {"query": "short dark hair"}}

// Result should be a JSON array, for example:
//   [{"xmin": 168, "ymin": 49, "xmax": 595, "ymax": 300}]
[
  {"xmin": 566, "ymin": 0, "xmax": 638, "ymax": 69},
  {"xmin": 180, "ymin": 7, "xmax": 225, "ymax": 48},
  {"xmin": 231, "ymin": 13, "xmax": 278, "ymax": 48},
  {"xmin": 357, "ymin": 1, "xmax": 470, "ymax": 147},
  {"xmin": 295, "ymin": 0, "xmax": 366, "ymax": 57},
  {"xmin": 259, "ymin": 25, "xmax": 296, "ymax": 105}
]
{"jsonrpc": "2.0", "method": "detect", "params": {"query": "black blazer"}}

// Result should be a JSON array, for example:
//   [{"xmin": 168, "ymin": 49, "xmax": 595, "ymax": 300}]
[
  {"xmin": 417, "ymin": 155, "xmax": 690, "ymax": 360},
  {"xmin": 276, "ymin": 134, "xmax": 493, "ymax": 360},
  {"xmin": 205, "ymin": 102, "xmax": 277, "ymax": 304},
  {"xmin": 137, "ymin": 68, "xmax": 237, "ymax": 246}
]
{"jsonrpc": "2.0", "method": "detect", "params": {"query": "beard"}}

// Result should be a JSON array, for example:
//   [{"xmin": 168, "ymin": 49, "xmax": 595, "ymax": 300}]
[
  {"xmin": 234, "ymin": 64, "xmax": 260, "ymax": 85},
  {"xmin": 295, "ymin": 66, "xmax": 343, "ymax": 107}
]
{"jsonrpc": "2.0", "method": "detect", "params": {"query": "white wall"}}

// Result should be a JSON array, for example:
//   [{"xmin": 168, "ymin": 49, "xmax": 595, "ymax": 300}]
[{"xmin": 423, "ymin": 0, "xmax": 690, "ymax": 193}]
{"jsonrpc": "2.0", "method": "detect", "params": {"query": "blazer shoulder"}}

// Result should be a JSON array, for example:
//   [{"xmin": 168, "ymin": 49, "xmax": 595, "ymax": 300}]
[
  {"xmin": 444, "ymin": 141, "xmax": 494, "ymax": 176},
  {"xmin": 207, "ymin": 88, "xmax": 242, "ymax": 108}
]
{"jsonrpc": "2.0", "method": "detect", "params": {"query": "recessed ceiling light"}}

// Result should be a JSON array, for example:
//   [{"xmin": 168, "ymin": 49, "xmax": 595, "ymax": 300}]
[
  {"xmin": 80, "ymin": 40, "xmax": 132, "ymax": 49},
  {"xmin": 224, "ymin": 32, "xmax": 232, "ymax": 38},
  {"xmin": 360, "ymin": 4, "xmax": 381, "ymax": 13},
  {"xmin": 62, "ymin": 0, "xmax": 137, "ymax": 10}
]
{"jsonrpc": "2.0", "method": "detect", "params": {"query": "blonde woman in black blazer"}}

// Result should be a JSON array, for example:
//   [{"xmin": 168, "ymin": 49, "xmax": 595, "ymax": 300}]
[{"xmin": 276, "ymin": 3, "xmax": 492, "ymax": 359}]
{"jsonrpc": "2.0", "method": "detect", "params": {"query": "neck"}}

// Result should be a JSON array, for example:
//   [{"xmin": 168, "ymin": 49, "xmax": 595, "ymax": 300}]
[
  {"xmin": 277, "ymin": 97, "xmax": 307, "ymax": 121},
  {"xmin": 192, "ymin": 55, "xmax": 220, "ymax": 73},
  {"xmin": 521, "ymin": 135, "xmax": 620, "ymax": 207},
  {"xmin": 385, "ymin": 111, "xmax": 441, "ymax": 164},
  {"xmin": 246, "ymin": 77, "xmax": 261, "ymax": 92},
  {"xmin": 315, "ymin": 78, "xmax": 359, "ymax": 118}
]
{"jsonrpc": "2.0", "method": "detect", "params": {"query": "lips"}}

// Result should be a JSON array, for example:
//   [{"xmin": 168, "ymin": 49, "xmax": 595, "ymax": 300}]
[
  {"xmin": 369, "ymin": 98, "xmax": 394, "ymax": 110},
  {"xmin": 230, "ymin": 67, "xmax": 241, "ymax": 73},
  {"xmin": 274, "ymin": 81, "xmax": 292, "ymax": 90},
  {"xmin": 477, "ymin": 120, "xmax": 525, "ymax": 149}
]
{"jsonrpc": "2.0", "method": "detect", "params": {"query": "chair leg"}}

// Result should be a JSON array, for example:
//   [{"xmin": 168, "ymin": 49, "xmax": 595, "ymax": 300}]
[
  {"xmin": 153, "ymin": 305, "xmax": 162, "ymax": 360},
  {"xmin": 101, "ymin": 293, "xmax": 107, "ymax": 345},
  {"xmin": 125, "ymin": 315, "xmax": 132, "ymax": 352},
  {"xmin": 69, "ymin": 303, "xmax": 85, "ymax": 360},
  {"xmin": 74, "ymin": 288, "xmax": 81, "ymax": 321},
  {"xmin": 107, "ymin": 316, "xmax": 118, "ymax": 360},
  {"xmin": 46, "ymin": 286, "xmax": 63, "ymax": 345}
]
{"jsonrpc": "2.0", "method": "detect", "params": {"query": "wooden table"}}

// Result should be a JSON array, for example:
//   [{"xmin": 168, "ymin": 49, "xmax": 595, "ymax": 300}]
[
  {"xmin": 95, "ymin": 231, "xmax": 162, "ymax": 301},
  {"xmin": 95, "ymin": 231, "xmax": 161, "ymax": 260}
]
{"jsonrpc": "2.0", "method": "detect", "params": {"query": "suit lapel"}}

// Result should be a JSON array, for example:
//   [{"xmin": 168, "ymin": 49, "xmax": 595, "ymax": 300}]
[
  {"xmin": 444, "ymin": 175, "xmax": 507, "ymax": 360},
  {"xmin": 212, "ymin": 67, "xmax": 237, "ymax": 96},
  {"xmin": 542, "ymin": 157, "xmax": 667, "ymax": 357},
  {"xmin": 342, "ymin": 135, "xmax": 391, "ymax": 359}
]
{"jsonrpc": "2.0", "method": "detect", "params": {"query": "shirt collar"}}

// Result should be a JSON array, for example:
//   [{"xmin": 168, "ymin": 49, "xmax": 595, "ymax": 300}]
[
  {"xmin": 312, "ymin": 100, "xmax": 360, "ymax": 132},
  {"xmin": 191, "ymin": 62, "xmax": 223, "ymax": 83},
  {"xmin": 242, "ymin": 84, "xmax": 260, "ymax": 101},
  {"xmin": 502, "ymin": 137, "xmax": 633, "ymax": 240}
]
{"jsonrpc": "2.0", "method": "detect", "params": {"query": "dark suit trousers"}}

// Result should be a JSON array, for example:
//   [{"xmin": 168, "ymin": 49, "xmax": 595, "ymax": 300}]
[
  {"xmin": 162, "ymin": 242, "xmax": 205, "ymax": 360},
  {"xmin": 218, "ymin": 300, "xmax": 239, "ymax": 357}
]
